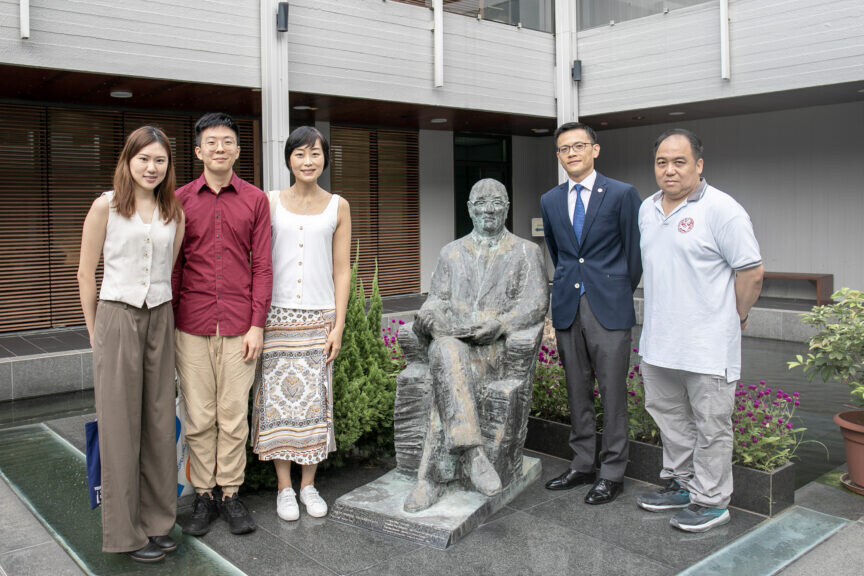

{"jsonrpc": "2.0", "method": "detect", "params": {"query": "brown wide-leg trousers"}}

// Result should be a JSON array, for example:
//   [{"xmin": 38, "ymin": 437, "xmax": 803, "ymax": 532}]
[{"xmin": 93, "ymin": 300, "xmax": 177, "ymax": 553}]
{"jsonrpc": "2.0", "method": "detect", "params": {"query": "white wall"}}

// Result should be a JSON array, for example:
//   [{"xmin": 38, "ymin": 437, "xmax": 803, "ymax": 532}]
[
  {"xmin": 597, "ymin": 101, "xmax": 864, "ymax": 294},
  {"xmin": 285, "ymin": 0, "xmax": 556, "ymax": 117},
  {"xmin": 576, "ymin": 0, "xmax": 864, "ymax": 116},
  {"xmin": 419, "ymin": 129, "xmax": 455, "ymax": 292},
  {"xmin": 0, "ymin": 0, "xmax": 260, "ymax": 86}
]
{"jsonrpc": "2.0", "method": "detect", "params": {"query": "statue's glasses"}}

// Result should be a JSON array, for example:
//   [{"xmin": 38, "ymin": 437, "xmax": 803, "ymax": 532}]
[{"xmin": 469, "ymin": 199, "xmax": 509, "ymax": 209}]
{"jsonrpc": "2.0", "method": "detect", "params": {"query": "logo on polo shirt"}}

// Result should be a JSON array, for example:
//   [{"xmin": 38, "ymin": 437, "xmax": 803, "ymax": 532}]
[{"xmin": 678, "ymin": 217, "xmax": 695, "ymax": 233}]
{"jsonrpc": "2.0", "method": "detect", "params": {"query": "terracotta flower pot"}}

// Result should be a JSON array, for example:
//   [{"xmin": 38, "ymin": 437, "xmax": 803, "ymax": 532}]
[{"xmin": 833, "ymin": 410, "xmax": 864, "ymax": 487}]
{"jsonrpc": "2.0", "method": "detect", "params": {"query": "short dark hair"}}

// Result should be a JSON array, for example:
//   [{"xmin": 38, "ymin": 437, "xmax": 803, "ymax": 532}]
[
  {"xmin": 194, "ymin": 112, "xmax": 239, "ymax": 146},
  {"xmin": 554, "ymin": 122, "xmax": 598, "ymax": 146},
  {"xmin": 653, "ymin": 128, "xmax": 703, "ymax": 160},
  {"xmin": 284, "ymin": 126, "xmax": 330, "ymax": 170}
]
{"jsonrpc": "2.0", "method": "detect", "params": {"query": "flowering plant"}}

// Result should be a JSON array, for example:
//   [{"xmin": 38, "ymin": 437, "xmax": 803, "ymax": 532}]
[
  {"xmin": 382, "ymin": 318, "xmax": 407, "ymax": 373},
  {"xmin": 530, "ymin": 345, "xmax": 808, "ymax": 471},
  {"xmin": 625, "ymin": 362, "xmax": 660, "ymax": 444},
  {"xmin": 531, "ymin": 346, "xmax": 571, "ymax": 422},
  {"xmin": 531, "ymin": 345, "xmax": 602, "ymax": 425},
  {"xmin": 731, "ymin": 380, "xmax": 806, "ymax": 471}
]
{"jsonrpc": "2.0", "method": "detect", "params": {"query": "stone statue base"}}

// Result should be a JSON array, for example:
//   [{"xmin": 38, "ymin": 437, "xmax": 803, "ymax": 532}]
[{"xmin": 329, "ymin": 456, "xmax": 541, "ymax": 549}]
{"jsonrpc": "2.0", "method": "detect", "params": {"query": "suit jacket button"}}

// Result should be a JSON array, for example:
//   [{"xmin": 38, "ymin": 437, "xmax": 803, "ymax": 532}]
[
  {"xmin": 579, "ymin": 258, "xmax": 584, "ymax": 263},
  {"xmin": 574, "ymin": 283, "xmax": 580, "ymax": 289}
]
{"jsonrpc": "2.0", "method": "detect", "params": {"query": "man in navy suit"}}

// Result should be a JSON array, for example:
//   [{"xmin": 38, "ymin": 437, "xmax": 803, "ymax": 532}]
[{"xmin": 540, "ymin": 122, "xmax": 642, "ymax": 504}]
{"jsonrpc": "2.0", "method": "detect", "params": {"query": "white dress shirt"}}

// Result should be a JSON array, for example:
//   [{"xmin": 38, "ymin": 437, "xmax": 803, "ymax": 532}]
[{"xmin": 567, "ymin": 170, "xmax": 597, "ymax": 225}]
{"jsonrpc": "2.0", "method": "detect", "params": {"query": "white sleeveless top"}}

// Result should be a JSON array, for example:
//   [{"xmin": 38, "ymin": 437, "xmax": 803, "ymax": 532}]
[
  {"xmin": 99, "ymin": 190, "xmax": 177, "ymax": 308},
  {"xmin": 269, "ymin": 190, "xmax": 339, "ymax": 310}
]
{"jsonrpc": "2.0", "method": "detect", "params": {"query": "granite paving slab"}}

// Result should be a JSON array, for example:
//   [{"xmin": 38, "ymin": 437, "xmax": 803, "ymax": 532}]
[
  {"xmin": 351, "ymin": 508, "xmax": 672, "ymax": 576},
  {"xmin": 526, "ymin": 478, "xmax": 764, "ymax": 570}
]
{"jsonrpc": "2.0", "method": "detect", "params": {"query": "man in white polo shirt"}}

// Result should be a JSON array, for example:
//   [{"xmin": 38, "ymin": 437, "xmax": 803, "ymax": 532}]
[{"xmin": 636, "ymin": 128, "xmax": 763, "ymax": 532}]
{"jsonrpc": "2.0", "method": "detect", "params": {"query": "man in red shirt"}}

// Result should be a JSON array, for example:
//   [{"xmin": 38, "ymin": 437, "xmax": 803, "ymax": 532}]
[{"xmin": 172, "ymin": 113, "xmax": 272, "ymax": 536}]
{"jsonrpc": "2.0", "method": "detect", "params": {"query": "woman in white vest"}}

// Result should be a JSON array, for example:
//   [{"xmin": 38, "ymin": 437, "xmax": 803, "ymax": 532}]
[
  {"xmin": 251, "ymin": 126, "xmax": 351, "ymax": 521},
  {"xmin": 77, "ymin": 126, "xmax": 185, "ymax": 562}
]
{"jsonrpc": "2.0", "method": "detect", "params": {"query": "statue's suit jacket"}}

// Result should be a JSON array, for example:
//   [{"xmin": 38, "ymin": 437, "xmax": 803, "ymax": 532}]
[
  {"xmin": 421, "ymin": 230, "xmax": 548, "ymax": 340},
  {"xmin": 540, "ymin": 173, "xmax": 642, "ymax": 331}
]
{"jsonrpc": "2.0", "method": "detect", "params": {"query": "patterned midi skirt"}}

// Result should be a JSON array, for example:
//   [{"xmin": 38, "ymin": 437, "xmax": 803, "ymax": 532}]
[{"xmin": 251, "ymin": 307, "xmax": 336, "ymax": 464}]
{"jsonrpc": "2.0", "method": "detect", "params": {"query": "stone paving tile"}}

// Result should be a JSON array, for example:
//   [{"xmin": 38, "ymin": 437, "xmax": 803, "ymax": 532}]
[
  {"xmin": 0, "ymin": 479, "xmax": 53, "ymax": 556},
  {"xmin": 794, "ymin": 482, "xmax": 864, "ymax": 521},
  {"xmin": 0, "ymin": 541, "xmax": 84, "ymax": 576},
  {"xmin": 351, "ymin": 509, "xmax": 672, "ymax": 576},
  {"xmin": 189, "ymin": 520, "xmax": 337, "ymax": 576},
  {"xmin": 506, "ymin": 450, "xmax": 583, "ymax": 512},
  {"xmin": 0, "ymin": 338, "xmax": 43, "ymax": 357},
  {"xmin": 245, "ymin": 492, "xmax": 420, "ymax": 575},
  {"xmin": 778, "ymin": 521, "xmax": 864, "ymax": 575},
  {"xmin": 525, "ymin": 478, "xmax": 764, "ymax": 571},
  {"xmin": 25, "ymin": 337, "xmax": 71, "ymax": 354}
]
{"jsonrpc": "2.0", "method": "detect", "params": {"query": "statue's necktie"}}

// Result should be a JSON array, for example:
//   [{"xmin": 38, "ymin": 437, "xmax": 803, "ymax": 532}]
[{"xmin": 572, "ymin": 183, "xmax": 585, "ymax": 244}]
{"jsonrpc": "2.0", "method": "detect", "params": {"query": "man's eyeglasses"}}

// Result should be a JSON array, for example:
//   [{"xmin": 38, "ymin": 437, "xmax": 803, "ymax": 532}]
[
  {"xmin": 469, "ymin": 199, "xmax": 509, "ymax": 209},
  {"xmin": 557, "ymin": 142, "xmax": 595, "ymax": 155}
]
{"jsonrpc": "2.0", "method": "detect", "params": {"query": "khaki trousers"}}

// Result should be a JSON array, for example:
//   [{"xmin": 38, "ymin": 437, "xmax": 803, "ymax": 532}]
[
  {"xmin": 175, "ymin": 329, "xmax": 257, "ymax": 493},
  {"xmin": 641, "ymin": 362, "xmax": 736, "ymax": 508},
  {"xmin": 93, "ymin": 300, "xmax": 177, "ymax": 553}
]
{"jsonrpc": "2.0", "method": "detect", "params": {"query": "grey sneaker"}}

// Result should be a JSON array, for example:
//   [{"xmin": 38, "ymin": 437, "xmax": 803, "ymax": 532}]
[
  {"xmin": 670, "ymin": 503, "xmax": 730, "ymax": 532},
  {"xmin": 636, "ymin": 479, "xmax": 691, "ymax": 511}
]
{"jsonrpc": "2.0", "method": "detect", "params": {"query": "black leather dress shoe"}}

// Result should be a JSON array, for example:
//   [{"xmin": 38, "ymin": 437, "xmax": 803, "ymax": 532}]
[
  {"xmin": 544, "ymin": 469, "xmax": 596, "ymax": 490},
  {"xmin": 127, "ymin": 541, "xmax": 165, "ymax": 563},
  {"xmin": 584, "ymin": 478, "xmax": 623, "ymax": 505},
  {"xmin": 149, "ymin": 535, "xmax": 178, "ymax": 552}
]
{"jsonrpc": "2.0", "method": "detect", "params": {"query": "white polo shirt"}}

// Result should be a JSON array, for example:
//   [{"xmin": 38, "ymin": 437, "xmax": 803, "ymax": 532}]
[{"xmin": 638, "ymin": 180, "xmax": 761, "ymax": 382}]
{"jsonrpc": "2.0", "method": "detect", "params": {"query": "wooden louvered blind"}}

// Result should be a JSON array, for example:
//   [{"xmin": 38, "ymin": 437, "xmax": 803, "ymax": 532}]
[
  {"xmin": 0, "ymin": 103, "xmax": 258, "ymax": 333},
  {"xmin": 330, "ymin": 126, "xmax": 420, "ymax": 295}
]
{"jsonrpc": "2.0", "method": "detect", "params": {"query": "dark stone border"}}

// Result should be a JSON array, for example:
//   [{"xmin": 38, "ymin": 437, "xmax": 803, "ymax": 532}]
[{"xmin": 526, "ymin": 416, "xmax": 794, "ymax": 516}]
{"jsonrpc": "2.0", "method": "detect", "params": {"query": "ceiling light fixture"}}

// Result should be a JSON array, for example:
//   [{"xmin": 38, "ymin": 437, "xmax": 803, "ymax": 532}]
[
  {"xmin": 293, "ymin": 105, "xmax": 312, "ymax": 110},
  {"xmin": 430, "ymin": 118, "xmax": 447, "ymax": 124},
  {"xmin": 632, "ymin": 115, "xmax": 645, "ymax": 120},
  {"xmin": 110, "ymin": 89, "xmax": 133, "ymax": 99},
  {"xmin": 530, "ymin": 128, "xmax": 549, "ymax": 134},
  {"xmin": 668, "ymin": 111, "xmax": 685, "ymax": 116}
]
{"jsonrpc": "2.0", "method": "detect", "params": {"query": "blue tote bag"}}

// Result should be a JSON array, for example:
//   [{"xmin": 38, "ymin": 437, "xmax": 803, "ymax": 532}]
[{"xmin": 85, "ymin": 419, "xmax": 102, "ymax": 509}]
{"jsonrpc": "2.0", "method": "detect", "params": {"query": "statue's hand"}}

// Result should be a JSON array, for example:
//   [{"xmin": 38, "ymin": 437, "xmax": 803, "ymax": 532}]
[
  {"xmin": 470, "ymin": 320, "xmax": 503, "ymax": 345},
  {"xmin": 415, "ymin": 309, "xmax": 446, "ymax": 338}
]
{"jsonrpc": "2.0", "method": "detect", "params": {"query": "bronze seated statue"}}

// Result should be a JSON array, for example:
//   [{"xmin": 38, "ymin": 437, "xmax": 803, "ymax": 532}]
[{"xmin": 393, "ymin": 179, "xmax": 549, "ymax": 512}]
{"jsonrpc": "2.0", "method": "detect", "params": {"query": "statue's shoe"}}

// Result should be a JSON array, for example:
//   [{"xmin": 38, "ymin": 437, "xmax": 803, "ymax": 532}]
[
  {"xmin": 404, "ymin": 479, "xmax": 442, "ymax": 513},
  {"xmin": 468, "ymin": 449, "xmax": 502, "ymax": 496}
]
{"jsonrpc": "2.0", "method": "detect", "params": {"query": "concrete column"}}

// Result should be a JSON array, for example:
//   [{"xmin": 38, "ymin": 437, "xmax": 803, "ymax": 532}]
[
  {"xmin": 260, "ymin": 0, "xmax": 292, "ymax": 191},
  {"xmin": 554, "ymin": 0, "xmax": 579, "ymax": 125},
  {"xmin": 553, "ymin": 0, "xmax": 579, "ymax": 183}
]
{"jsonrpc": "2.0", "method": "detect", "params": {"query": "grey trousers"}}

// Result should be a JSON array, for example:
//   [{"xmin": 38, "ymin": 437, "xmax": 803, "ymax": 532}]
[
  {"xmin": 555, "ymin": 295, "xmax": 631, "ymax": 482},
  {"xmin": 641, "ymin": 362, "xmax": 736, "ymax": 508},
  {"xmin": 93, "ymin": 300, "xmax": 177, "ymax": 553}
]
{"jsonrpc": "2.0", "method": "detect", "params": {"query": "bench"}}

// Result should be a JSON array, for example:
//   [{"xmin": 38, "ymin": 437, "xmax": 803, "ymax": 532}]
[{"xmin": 763, "ymin": 272, "xmax": 834, "ymax": 306}]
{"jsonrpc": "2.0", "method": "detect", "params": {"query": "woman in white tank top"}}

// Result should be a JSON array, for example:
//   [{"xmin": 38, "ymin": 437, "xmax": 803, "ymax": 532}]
[
  {"xmin": 77, "ymin": 126, "xmax": 185, "ymax": 562},
  {"xmin": 250, "ymin": 126, "xmax": 351, "ymax": 521}
]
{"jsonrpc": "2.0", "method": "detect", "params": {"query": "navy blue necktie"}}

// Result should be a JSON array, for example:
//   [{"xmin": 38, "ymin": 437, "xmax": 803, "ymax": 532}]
[{"xmin": 572, "ymin": 184, "xmax": 585, "ymax": 243}]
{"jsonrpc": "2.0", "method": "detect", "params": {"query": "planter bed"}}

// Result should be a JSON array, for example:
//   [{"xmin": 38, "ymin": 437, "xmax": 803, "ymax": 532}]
[{"xmin": 526, "ymin": 416, "xmax": 794, "ymax": 516}]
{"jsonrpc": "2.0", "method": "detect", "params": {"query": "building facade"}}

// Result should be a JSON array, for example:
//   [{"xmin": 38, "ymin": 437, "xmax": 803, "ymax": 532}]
[{"xmin": 0, "ymin": 0, "xmax": 862, "ymax": 332}]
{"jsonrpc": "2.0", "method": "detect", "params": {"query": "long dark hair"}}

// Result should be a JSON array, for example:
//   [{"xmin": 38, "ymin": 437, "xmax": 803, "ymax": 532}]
[{"xmin": 112, "ymin": 126, "xmax": 182, "ymax": 223}]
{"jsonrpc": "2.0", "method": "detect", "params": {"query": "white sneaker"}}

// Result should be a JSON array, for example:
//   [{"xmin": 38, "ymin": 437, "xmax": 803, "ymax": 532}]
[
  {"xmin": 299, "ymin": 485, "xmax": 328, "ymax": 518},
  {"xmin": 276, "ymin": 487, "xmax": 299, "ymax": 521}
]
